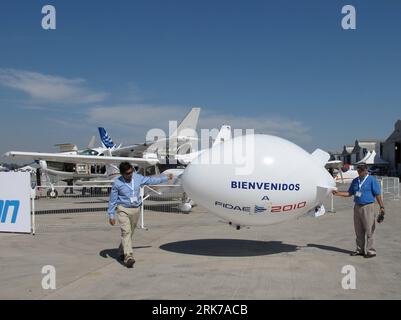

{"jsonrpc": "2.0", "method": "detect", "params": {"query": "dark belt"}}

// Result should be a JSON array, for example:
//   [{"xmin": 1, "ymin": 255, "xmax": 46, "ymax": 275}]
[
  {"xmin": 118, "ymin": 204, "xmax": 141, "ymax": 209},
  {"xmin": 355, "ymin": 202, "xmax": 374, "ymax": 206}
]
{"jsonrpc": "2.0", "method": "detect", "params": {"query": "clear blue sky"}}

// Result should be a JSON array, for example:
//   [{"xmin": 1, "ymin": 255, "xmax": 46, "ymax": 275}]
[{"xmin": 1, "ymin": 0, "xmax": 400, "ymax": 161}]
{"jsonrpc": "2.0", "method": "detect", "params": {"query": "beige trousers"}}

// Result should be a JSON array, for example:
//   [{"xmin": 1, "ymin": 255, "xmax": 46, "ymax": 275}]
[
  {"xmin": 116, "ymin": 205, "xmax": 140, "ymax": 263},
  {"xmin": 354, "ymin": 203, "xmax": 377, "ymax": 255}
]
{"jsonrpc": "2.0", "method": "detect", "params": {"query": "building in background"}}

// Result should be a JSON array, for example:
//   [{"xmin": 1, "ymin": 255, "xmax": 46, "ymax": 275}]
[
  {"xmin": 338, "ymin": 140, "xmax": 385, "ymax": 165},
  {"xmin": 340, "ymin": 144, "xmax": 355, "ymax": 165},
  {"xmin": 382, "ymin": 120, "xmax": 401, "ymax": 177}
]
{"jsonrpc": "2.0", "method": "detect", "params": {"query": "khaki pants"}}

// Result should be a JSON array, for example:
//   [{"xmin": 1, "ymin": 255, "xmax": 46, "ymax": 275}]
[
  {"xmin": 116, "ymin": 205, "xmax": 140, "ymax": 263},
  {"xmin": 354, "ymin": 203, "xmax": 377, "ymax": 255}
]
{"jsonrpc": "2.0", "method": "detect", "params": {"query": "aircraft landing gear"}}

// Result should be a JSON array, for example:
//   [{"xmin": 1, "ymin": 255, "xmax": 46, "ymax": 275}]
[
  {"xmin": 178, "ymin": 202, "xmax": 192, "ymax": 213},
  {"xmin": 47, "ymin": 188, "xmax": 58, "ymax": 199},
  {"xmin": 179, "ymin": 192, "xmax": 192, "ymax": 213}
]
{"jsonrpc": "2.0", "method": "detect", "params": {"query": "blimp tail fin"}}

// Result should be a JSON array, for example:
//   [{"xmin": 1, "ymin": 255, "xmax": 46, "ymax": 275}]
[
  {"xmin": 311, "ymin": 149, "xmax": 330, "ymax": 167},
  {"xmin": 317, "ymin": 185, "xmax": 337, "ymax": 202}
]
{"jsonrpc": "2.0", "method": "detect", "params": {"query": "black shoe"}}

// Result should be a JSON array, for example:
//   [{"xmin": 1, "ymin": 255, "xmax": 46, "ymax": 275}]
[
  {"xmin": 125, "ymin": 257, "xmax": 136, "ymax": 268},
  {"xmin": 118, "ymin": 254, "xmax": 124, "ymax": 261},
  {"xmin": 350, "ymin": 251, "xmax": 364, "ymax": 256},
  {"xmin": 364, "ymin": 253, "xmax": 376, "ymax": 259}
]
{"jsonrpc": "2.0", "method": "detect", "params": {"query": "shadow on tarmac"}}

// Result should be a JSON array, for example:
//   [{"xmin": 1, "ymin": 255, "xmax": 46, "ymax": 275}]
[
  {"xmin": 305, "ymin": 243, "xmax": 354, "ymax": 254},
  {"xmin": 99, "ymin": 246, "xmax": 152, "ymax": 266},
  {"xmin": 159, "ymin": 239, "xmax": 299, "ymax": 257}
]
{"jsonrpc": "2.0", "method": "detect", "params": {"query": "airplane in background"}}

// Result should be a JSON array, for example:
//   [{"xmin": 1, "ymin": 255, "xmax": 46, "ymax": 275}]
[
  {"xmin": 334, "ymin": 166, "xmax": 359, "ymax": 184},
  {"xmin": 90, "ymin": 107, "xmax": 201, "ymax": 180},
  {"xmin": 325, "ymin": 160, "xmax": 358, "ymax": 184},
  {"xmin": 37, "ymin": 139, "xmax": 111, "ymax": 181},
  {"xmin": 7, "ymin": 108, "xmax": 201, "ymax": 186},
  {"xmin": 101, "ymin": 107, "xmax": 201, "ymax": 160},
  {"xmin": 5, "ymin": 150, "xmax": 159, "ymax": 195},
  {"xmin": 5, "ymin": 108, "xmax": 203, "ymax": 208}
]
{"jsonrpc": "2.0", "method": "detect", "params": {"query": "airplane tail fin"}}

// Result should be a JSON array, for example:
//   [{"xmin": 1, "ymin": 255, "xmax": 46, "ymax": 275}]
[
  {"xmin": 212, "ymin": 125, "xmax": 232, "ymax": 147},
  {"xmin": 170, "ymin": 107, "xmax": 201, "ymax": 138},
  {"xmin": 317, "ymin": 185, "xmax": 337, "ymax": 202},
  {"xmin": 87, "ymin": 136, "xmax": 96, "ymax": 149},
  {"xmin": 106, "ymin": 164, "xmax": 120, "ymax": 178},
  {"xmin": 103, "ymin": 148, "xmax": 120, "ymax": 178},
  {"xmin": 98, "ymin": 127, "xmax": 116, "ymax": 149}
]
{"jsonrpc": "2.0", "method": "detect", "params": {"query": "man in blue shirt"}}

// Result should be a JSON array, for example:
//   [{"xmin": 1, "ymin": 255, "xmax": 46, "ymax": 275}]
[
  {"xmin": 108, "ymin": 162, "xmax": 172, "ymax": 268},
  {"xmin": 333, "ymin": 163, "xmax": 385, "ymax": 258}
]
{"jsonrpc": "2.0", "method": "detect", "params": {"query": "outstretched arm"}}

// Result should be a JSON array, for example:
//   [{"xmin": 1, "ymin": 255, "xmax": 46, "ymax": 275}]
[
  {"xmin": 332, "ymin": 191, "xmax": 351, "ymax": 197},
  {"xmin": 141, "ymin": 174, "xmax": 172, "ymax": 186}
]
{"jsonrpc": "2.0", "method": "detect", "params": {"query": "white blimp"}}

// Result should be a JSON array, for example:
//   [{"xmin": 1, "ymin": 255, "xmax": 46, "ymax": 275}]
[{"xmin": 181, "ymin": 134, "xmax": 337, "ymax": 227}]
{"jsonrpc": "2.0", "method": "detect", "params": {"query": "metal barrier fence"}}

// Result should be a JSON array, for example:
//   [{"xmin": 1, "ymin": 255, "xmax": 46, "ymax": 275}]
[
  {"xmin": 29, "ymin": 176, "xmax": 399, "ymax": 234},
  {"xmin": 379, "ymin": 176, "xmax": 400, "ymax": 201},
  {"xmin": 31, "ymin": 184, "xmax": 190, "ymax": 234}
]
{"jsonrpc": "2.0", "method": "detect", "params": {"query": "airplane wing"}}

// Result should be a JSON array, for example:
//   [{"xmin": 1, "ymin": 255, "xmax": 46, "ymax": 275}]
[
  {"xmin": 325, "ymin": 160, "xmax": 343, "ymax": 169},
  {"xmin": 74, "ymin": 180, "xmax": 114, "ymax": 186},
  {"xmin": 111, "ymin": 144, "xmax": 150, "ymax": 157},
  {"xmin": 5, "ymin": 151, "xmax": 159, "ymax": 165}
]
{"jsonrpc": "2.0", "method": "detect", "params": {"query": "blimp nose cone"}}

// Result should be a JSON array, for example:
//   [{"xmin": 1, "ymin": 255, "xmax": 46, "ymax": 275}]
[
  {"xmin": 181, "ymin": 160, "xmax": 212, "ymax": 203},
  {"xmin": 182, "ymin": 134, "xmax": 335, "ymax": 226}
]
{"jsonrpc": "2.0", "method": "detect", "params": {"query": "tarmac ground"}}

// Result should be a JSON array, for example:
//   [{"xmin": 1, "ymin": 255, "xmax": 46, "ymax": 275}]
[{"xmin": 0, "ymin": 186, "xmax": 400, "ymax": 299}]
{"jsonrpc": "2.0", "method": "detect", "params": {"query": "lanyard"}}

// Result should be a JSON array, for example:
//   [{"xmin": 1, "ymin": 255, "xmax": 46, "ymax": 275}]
[
  {"xmin": 125, "ymin": 178, "xmax": 135, "ymax": 192},
  {"xmin": 358, "ymin": 175, "xmax": 369, "ymax": 190}
]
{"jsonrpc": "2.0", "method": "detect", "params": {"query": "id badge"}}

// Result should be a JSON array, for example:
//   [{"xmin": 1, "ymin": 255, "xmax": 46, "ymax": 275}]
[{"xmin": 355, "ymin": 191, "xmax": 362, "ymax": 197}]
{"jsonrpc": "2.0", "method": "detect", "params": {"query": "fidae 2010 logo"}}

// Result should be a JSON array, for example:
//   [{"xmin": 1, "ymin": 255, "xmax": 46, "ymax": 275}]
[{"xmin": 0, "ymin": 200, "xmax": 20, "ymax": 224}]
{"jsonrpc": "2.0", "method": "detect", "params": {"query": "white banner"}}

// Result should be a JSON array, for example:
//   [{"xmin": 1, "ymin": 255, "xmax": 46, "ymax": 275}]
[{"xmin": 0, "ymin": 172, "xmax": 31, "ymax": 233}]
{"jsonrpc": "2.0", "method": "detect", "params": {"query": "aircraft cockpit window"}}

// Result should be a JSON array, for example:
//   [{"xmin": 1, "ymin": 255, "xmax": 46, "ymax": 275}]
[{"xmin": 79, "ymin": 149, "xmax": 99, "ymax": 156}]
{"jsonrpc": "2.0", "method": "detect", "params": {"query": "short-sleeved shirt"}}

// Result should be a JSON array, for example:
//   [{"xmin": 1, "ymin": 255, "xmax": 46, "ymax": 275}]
[{"xmin": 348, "ymin": 175, "xmax": 381, "ymax": 205}]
